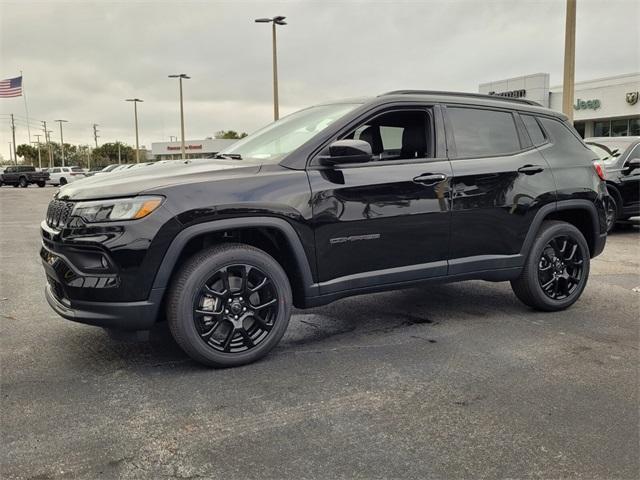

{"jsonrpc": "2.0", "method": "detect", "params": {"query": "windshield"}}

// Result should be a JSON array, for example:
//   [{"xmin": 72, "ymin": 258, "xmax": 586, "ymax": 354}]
[{"xmin": 218, "ymin": 103, "xmax": 361, "ymax": 163}]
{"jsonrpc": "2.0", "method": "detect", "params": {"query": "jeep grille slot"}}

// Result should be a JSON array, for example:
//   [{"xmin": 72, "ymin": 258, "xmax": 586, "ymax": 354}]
[{"xmin": 46, "ymin": 200, "xmax": 74, "ymax": 229}]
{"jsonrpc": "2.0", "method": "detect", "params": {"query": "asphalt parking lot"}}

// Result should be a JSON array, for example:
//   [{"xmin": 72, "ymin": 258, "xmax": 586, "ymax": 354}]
[{"xmin": 1, "ymin": 186, "xmax": 638, "ymax": 479}]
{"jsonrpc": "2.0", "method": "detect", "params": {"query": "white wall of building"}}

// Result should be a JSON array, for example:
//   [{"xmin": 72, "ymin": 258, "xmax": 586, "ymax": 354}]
[
  {"xmin": 549, "ymin": 73, "xmax": 639, "ymax": 121},
  {"xmin": 151, "ymin": 138, "xmax": 237, "ymax": 159},
  {"xmin": 479, "ymin": 73, "xmax": 550, "ymax": 107},
  {"xmin": 479, "ymin": 72, "xmax": 639, "ymax": 137}
]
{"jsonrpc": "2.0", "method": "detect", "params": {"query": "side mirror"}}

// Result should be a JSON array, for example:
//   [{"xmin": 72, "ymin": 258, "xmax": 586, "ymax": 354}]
[
  {"xmin": 626, "ymin": 158, "xmax": 640, "ymax": 170},
  {"xmin": 319, "ymin": 139, "xmax": 372, "ymax": 166}
]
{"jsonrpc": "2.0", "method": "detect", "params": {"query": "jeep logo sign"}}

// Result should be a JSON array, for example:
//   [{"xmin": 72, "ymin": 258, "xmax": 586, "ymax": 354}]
[{"xmin": 574, "ymin": 98, "xmax": 601, "ymax": 110}]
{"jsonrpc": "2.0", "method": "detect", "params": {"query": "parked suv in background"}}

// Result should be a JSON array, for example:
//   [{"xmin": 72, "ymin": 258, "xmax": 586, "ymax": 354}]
[
  {"xmin": 585, "ymin": 136, "xmax": 640, "ymax": 231},
  {"xmin": 41, "ymin": 91, "xmax": 608, "ymax": 367},
  {"xmin": 0, "ymin": 165, "xmax": 49, "ymax": 187},
  {"xmin": 47, "ymin": 166, "xmax": 86, "ymax": 186}
]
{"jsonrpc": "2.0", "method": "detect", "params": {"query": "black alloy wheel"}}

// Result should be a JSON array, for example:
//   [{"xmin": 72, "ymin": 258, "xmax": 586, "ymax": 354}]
[
  {"xmin": 537, "ymin": 235, "xmax": 584, "ymax": 301},
  {"xmin": 605, "ymin": 196, "xmax": 617, "ymax": 232},
  {"xmin": 167, "ymin": 243, "xmax": 292, "ymax": 367},
  {"xmin": 511, "ymin": 220, "xmax": 590, "ymax": 311},
  {"xmin": 194, "ymin": 264, "xmax": 279, "ymax": 353}
]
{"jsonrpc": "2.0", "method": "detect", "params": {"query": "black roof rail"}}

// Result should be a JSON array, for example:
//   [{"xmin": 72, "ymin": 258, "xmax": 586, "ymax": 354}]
[{"xmin": 380, "ymin": 90, "xmax": 542, "ymax": 106}]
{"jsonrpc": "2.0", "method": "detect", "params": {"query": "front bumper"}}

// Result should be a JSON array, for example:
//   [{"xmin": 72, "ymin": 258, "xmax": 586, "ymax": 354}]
[
  {"xmin": 40, "ymin": 220, "xmax": 166, "ymax": 331},
  {"xmin": 44, "ymin": 283, "xmax": 164, "ymax": 330}
]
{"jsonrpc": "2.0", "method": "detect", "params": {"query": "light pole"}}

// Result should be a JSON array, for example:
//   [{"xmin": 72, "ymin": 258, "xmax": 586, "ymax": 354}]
[
  {"xmin": 168, "ymin": 74, "xmax": 190, "ymax": 159},
  {"xmin": 562, "ymin": 0, "xmax": 577, "ymax": 122},
  {"xmin": 125, "ymin": 98, "xmax": 143, "ymax": 163},
  {"xmin": 55, "ymin": 119, "xmax": 68, "ymax": 167},
  {"xmin": 254, "ymin": 16, "xmax": 287, "ymax": 121},
  {"xmin": 32, "ymin": 135, "xmax": 42, "ymax": 169}
]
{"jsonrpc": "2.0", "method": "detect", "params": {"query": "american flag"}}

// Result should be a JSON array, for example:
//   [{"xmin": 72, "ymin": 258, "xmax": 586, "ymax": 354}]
[{"xmin": 0, "ymin": 76, "xmax": 23, "ymax": 98}]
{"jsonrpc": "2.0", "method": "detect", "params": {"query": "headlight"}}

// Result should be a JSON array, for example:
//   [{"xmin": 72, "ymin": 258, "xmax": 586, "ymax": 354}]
[{"xmin": 72, "ymin": 196, "xmax": 163, "ymax": 223}]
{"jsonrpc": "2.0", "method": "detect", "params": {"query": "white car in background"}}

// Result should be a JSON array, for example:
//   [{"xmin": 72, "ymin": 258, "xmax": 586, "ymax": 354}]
[{"xmin": 47, "ymin": 166, "xmax": 87, "ymax": 186}]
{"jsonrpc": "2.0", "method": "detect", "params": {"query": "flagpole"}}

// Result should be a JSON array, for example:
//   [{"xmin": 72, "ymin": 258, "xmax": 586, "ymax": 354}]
[{"xmin": 20, "ymin": 70, "xmax": 31, "ymax": 143}]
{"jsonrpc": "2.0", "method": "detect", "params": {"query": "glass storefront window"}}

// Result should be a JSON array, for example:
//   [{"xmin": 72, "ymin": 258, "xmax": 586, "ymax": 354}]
[
  {"xmin": 573, "ymin": 121, "xmax": 585, "ymax": 138},
  {"xmin": 629, "ymin": 118, "xmax": 640, "ymax": 136},
  {"xmin": 593, "ymin": 120, "xmax": 610, "ymax": 137},
  {"xmin": 611, "ymin": 119, "xmax": 629, "ymax": 137}
]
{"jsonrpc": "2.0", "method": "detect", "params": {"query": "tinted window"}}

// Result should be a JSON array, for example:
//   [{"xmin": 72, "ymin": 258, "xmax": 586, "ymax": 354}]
[
  {"xmin": 448, "ymin": 107, "xmax": 520, "ymax": 157},
  {"xmin": 522, "ymin": 115, "xmax": 546, "ymax": 146},
  {"xmin": 71, "ymin": 167, "xmax": 84, "ymax": 172},
  {"xmin": 348, "ymin": 110, "xmax": 432, "ymax": 161},
  {"xmin": 538, "ymin": 117, "xmax": 588, "ymax": 156}
]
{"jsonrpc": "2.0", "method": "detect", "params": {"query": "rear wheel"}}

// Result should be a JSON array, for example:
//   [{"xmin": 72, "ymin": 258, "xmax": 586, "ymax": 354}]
[
  {"xmin": 18, "ymin": 177, "xmax": 28, "ymax": 188},
  {"xmin": 511, "ymin": 221, "xmax": 590, "ymax": 311},
  {"xmin": 167, "ymin": 243, "xmax": 292, "ymax": 367},
  {"xmin": 59, "ymin": 177, "xmax": 67, "ymax": 186},
  {"xmin": 37, "ymin": 181, "xmax": 46, "ymax": 188}
]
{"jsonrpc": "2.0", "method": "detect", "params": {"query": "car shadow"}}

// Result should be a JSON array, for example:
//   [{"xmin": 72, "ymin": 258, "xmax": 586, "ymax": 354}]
[{"xmin": 56, "ymin": 280, "xmax": 525, "ymax": 371}]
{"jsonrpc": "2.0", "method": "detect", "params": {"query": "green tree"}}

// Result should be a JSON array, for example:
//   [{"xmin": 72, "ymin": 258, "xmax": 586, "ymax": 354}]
[
  {"xmin": 92, "ymin": 142, "xmax": 135, "ymax": 165},
  {"xmin": 16, "ymin": 144, "xmax": 38, "ymax": 164},
  {"xmin": 215, "ymin": 130, "xmax": 248, "ymax": 139}
]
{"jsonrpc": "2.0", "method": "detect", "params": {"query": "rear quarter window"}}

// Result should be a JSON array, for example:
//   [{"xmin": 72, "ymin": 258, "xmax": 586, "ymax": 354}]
[
  {"xmin": 538, "ymin": 117, "xmax": 590, "ymax": 157},
  {"xmin": 448, "ymin": 107, "xmax": 521, "ymax": 158},
  {"xmin": 521, "ymin": 115, "xmax": 547, "ymax": 146}
]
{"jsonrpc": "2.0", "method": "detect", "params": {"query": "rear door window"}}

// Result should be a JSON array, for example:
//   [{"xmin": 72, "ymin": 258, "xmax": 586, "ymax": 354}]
[{"xmin": 447, "ymin": 107, "xmax": 521, "ymax": 158}]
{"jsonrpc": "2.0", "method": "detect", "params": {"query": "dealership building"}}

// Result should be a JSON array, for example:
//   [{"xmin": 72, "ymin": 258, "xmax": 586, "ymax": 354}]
[
  {"xmin": 479, "ymin": 72, "xmax": 639, "ymax": 138},
  {"xmin": 151, "ymin": 138, "xmax": 238, "ymax": 160}
]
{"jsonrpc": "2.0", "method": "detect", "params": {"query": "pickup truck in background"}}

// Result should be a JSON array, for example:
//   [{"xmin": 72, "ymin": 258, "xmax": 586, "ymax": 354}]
[{"xmin": 0, "ymin": 165, "xmax": 50, "ymax": 188}]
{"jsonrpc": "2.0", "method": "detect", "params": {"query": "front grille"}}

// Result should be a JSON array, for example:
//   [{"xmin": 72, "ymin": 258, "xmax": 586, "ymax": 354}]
[{"xmin": 46, "ymin": 200, "xmax": 74, "ymax": 229}]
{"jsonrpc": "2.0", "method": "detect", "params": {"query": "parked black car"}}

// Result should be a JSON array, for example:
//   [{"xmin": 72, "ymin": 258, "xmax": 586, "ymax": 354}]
[
  {"xmin": 1, "ymin": 165, "xmax": 49, "ymax": 187},
  {"xmin": 41, "ymin": 91, "xmax": 608, "ymax": 367},
  {"xmin": 585, "ymin": 136, "xmax": 640, "ymax": 231}
]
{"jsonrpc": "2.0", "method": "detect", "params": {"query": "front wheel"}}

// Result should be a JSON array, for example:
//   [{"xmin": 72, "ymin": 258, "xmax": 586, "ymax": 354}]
[
  {"xmin": 18, "ymin": 177, "xmax": 28, "ymax": 188},
  {"xmin": 59, "ymin": 178, "xmax": 67, "ymax": 186},
  {"xmin": 167, "ymin": 243, "xmax": 292, "ymax": 367},
  {"xmin": 37, "ymin": 181, "xmax": 46, "ymax": 188},
  {"xmin": 511, "ymin": 221, "xmax": 590, "ymax": 311}
]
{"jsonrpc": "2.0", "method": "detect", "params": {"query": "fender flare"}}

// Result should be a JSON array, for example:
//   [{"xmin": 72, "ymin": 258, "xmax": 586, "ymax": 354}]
[
  {"xmin": 520, "ymin": 199, "xmax": 602, "ymax": 256},
  {"xmin": 151, "ymin": 217, "xmax": 318, "ymax": 298}
]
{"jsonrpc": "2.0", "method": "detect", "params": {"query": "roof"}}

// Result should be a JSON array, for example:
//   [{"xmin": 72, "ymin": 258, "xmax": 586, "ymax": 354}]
[
  {"xmin": 381, "ymin": 89, "xmax": 541, "ymax": 106},
  {"xmin": 370, "ymin": 90, "xmax": 565, "ymax": 119}
]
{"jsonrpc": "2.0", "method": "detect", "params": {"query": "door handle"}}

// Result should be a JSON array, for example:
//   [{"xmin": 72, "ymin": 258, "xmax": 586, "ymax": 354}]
[
  {"xmin": 413, "ymin": 173, "xmax": 448, "ymax": 186},
  {"xmin": 517, "ymin": 164, "xmax": 544, "ymax": 175}
]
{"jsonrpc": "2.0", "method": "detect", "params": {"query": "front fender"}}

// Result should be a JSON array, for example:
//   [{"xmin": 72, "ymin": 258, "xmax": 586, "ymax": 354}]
[{"xmin": 150, "ymin": 216, "xmax": 318, "ymax": 298}]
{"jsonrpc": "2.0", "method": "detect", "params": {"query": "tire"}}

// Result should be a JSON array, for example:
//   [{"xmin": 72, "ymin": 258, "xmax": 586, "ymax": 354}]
[
  {"xmin": 511, "ymin": 220, "xmax": 590, "ymax": 311},
  {"xmin": 167, "ymin": 243, "xmax": 292, "ymax": 368},
  {"xmin": 37, "ymin": 181, "xmax": 46, "ymax": 188},
  {"xmin": 59, "ymin": 178, "xmax": 67, "ymax": 186},
  {"xmin": 18, "ymin": 177, "xmax": 28, "ymax": 188},
  {"xmin": 605, "ymin": 195, "xmax": 618, "ymax": 233}
]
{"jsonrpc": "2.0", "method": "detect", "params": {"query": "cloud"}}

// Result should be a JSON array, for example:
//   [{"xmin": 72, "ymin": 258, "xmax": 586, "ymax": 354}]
[{"xmin": 0, "ymin": 0, "xmax": 638, "ymax": 159}]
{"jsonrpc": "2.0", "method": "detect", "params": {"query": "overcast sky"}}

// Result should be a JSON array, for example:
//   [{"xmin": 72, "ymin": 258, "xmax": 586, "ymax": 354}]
[{"xmin": 1, "ymin": 0, "xmax": 638, "ymax": 160}]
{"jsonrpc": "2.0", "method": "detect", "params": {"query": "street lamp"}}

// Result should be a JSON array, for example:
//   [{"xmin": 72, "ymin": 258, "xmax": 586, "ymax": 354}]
[
  {"xmin": 125, "ymin": 98, "xmax": 143, "ymax": 163},
  {"xmin": 54, "ymin": 119, "xmax": 68, "ymax": 167},
  {"xmin": 254, "ymin": 15, "xmax": 287, "ymax": 121},
  {"xmin": 168, "ymin": 73, "xmax": 190, "ymax": 160}
]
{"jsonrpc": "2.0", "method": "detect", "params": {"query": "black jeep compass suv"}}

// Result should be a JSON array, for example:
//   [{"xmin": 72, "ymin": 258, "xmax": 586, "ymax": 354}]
[{"xmin": 41, "ymin": 91, "xmax": 608, "ymax": 367}]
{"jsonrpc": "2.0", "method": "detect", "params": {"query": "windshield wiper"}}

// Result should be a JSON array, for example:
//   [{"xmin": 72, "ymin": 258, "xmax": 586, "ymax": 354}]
[{"xmin": 214, "ymin": 153, "xmax": 242, "ymax": 160}]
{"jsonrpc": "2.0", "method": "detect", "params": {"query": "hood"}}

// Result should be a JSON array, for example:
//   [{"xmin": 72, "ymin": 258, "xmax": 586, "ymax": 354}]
[{"xmin": 57, "ymin": 158, "xmax": 262, "ymax": 201}]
